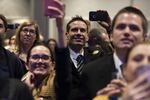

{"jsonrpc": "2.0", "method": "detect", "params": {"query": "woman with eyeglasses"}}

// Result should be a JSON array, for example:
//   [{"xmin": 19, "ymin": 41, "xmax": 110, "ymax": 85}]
[
  {"xmin": 14, "ymin": 21, "xmax": 40, "ymax": 73},
  {"xmin": 22, "ymin": 42, "xmax": 56, "ymax": 100}
]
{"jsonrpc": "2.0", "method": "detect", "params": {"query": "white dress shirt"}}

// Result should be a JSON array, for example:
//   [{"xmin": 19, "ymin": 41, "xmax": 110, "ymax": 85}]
[
  {"xmin": 113, "ymin": 52, "xmax": 124, "ymax": 79},
  {"xmin": 69, "ymin": 48, "xmax": 84, "ymax": 68}
]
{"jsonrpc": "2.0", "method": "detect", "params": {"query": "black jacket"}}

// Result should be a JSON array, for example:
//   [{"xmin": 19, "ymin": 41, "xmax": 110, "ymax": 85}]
[
  {"xmin": 0, "ymin": 78, "xmax": 33, "ymax": 100},
  {"xmin": 0, "ymin": 46, "xmax": 24, "ymax": 79},
  {"xmin": 55, "ymin": 47, "xmax": 103, "ymax": 100},
  {"xmin": 81, "ymin": 54, "xmax": 117, "ymax": 99}
]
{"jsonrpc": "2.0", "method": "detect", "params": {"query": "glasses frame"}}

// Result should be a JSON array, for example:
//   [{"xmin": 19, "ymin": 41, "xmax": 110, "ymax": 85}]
[
  {"xmin": 30, "ymin": 54, "xmax": 51, "ymax": 61},
  {"xmin": 21, "ymin": 28, "xmax": 36, "ymax": 35}
]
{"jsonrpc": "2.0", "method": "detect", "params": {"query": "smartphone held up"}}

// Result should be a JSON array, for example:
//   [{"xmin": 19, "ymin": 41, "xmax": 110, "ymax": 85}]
[{"xmin": 89, "ymin": 10, "xmax": 109, "ymax": 21}]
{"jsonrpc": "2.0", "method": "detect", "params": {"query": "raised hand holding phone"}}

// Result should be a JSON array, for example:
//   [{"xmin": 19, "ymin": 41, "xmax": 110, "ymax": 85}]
[
  {"xmin": 89, "ymin": 10, "xmax": 111, "ymax": 34},
  {"xmin": 44, "ymin": 0, "xmax": 65, "ymax": 18}
]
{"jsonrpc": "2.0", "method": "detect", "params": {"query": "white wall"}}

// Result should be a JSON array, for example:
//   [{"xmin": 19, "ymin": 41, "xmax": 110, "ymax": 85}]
[
  {"xmin": 133, "ymin": 0, "xmax": 150, "ymax": 20},
  {"xmin": 64, "ymin": 0, "xmax": 131, "ymax": 20},
  {"xmin": 0, "ymin": 0, "xmax": 31, "ymax": 19},
  {"xmin": 63, "ymin": 0, "xmax": 132, "ymax": 33},
  {"xmin": 63, "ymin": 0, "xmax": 150, "ymax": 20},
  {"xmin": 1, "ymin": 0, "xmax": 149, "ymax": 20}
]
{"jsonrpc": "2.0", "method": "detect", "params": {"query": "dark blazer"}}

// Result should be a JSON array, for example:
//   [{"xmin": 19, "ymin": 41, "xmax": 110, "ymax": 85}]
[
  {"xmin": 81, "ymin": 54, "xmax": 117, "ymax": 99},
  {"xmin": 0, "ymin": 46, "xmax": 24, "ymax": 79},
  {"xmin": 55, "ymin": 47, "xmax": 103, "ymax": 100},
  {"xmin": 0, "ymin": 78, "xmax": 33, "ymax": 100}
]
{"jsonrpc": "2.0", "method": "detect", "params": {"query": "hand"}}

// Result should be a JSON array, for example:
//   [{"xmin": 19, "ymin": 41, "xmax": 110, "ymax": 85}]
[
  {"xmin": 22, "ymin": 71, "xmax": 35, "ymax": 90},
  {"xmin": 53, "ymin": 0, "xmax": 65, "ymax": 47},
  {"xmin": 47, "ymin": 0, "xmax": 65, "ymax": 18},
  {"xmin": 97, "ymin": 10, "xmax": 111, "ymax": 34},
  {"xmin": 123, "ymin": 72, "xmax": 150, "ymax": 100},
  {"xmin": 96, "ymin": 79, "xmax": 127, "ymax": 97}
]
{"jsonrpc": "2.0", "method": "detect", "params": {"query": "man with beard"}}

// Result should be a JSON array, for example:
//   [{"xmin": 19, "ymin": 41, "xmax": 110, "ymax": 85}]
[
  {"xmin": 0, "ymin": 14, "xmax": 24, "ymax": 79},
  {"xmin": 81, "ymin": 6, "xmax": 148, "ymax": 99}
]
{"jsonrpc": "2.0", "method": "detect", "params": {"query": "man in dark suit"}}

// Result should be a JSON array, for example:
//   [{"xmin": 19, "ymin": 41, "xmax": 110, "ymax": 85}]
[
  {"xmin": 81, "ymin": 6, "xmax": 148, "ymax": 99},
  {"xmin": 0, "ymin": 14, "xmax": 24, "ymax": 79},
  {"xmin": 55, "ymin": 16, "xmax": 103, "ymax": 100}
]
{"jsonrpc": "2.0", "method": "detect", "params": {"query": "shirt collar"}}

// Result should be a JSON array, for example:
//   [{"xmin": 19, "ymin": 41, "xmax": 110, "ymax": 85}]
[
  {"xmin": 69, "ymin": 47, "xmax": 84, "ymax": 68},
  {"xmin": 113, "ymin": 52, "xmax": 124, "ymax": 79},
  {"xmin": 69, "ymin": 47, "xmax": 84, "ymax": 60},
  {"xmin": 113, "ymin": 52, "xmax": 123, "ymax": 68}
]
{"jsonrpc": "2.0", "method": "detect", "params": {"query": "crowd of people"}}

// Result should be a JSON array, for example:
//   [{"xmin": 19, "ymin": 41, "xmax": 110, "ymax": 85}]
[{"xmin": 0, "ymin": 0, "xmax": 150, "ymax": 100}]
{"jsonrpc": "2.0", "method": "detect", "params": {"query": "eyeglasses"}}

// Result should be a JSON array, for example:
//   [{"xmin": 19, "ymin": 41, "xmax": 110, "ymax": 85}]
[
  {"xmin": 22, "ymin": 28, "xmax": 35, "ymax": 35},
  {"xmin": 115, "ymin": 23, "xmax": 141, "ymax": 31},
  {"xmin": 30, "ymin": 54, "xmax": 50, "ymax": 60},
  {"xmin": 70, "ymin": 28, "xmax": 87, "ymax": 33}
]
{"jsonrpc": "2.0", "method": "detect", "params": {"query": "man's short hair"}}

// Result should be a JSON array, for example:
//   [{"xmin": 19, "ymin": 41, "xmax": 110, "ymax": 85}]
[
  {"xmin": 66, "ymin": 15, "xmax": 89, "ymax": 32},
  {"xmin": 111, "ymin": 6, "xmax": 148, "ymax": 35}
]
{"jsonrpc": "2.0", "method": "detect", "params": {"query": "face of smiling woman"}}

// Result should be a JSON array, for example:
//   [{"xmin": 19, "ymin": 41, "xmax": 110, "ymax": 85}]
[{"xmin": 28, "ymin": 45, "xmax": 54, "ymax": 76}]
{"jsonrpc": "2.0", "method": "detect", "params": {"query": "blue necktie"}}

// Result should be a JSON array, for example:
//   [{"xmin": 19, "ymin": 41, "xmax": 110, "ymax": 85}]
[{"xmin": 76, "ymin": 55, "xmax": 84, "ymax": 74}]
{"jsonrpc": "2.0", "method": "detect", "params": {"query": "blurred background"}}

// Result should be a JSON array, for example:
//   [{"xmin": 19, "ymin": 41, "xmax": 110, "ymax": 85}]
[{"xmin": 0, "ymin": 0, "xmax": 150, "ymax": 41}]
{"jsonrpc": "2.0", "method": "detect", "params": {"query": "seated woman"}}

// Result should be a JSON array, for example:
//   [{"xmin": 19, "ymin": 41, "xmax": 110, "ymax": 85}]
[
  {"xmin": 94, "ymin": 41, "xmax": 150, "ymax": 100},
  {"xmin": 22, "ymin": 42, "xmax": 56, "ymax": 100}
]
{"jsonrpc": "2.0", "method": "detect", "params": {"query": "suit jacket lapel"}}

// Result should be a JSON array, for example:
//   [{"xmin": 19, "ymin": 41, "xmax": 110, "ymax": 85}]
[{"xmin": 108, "ymin": 54, "xmax": 118, "ymax": 79}]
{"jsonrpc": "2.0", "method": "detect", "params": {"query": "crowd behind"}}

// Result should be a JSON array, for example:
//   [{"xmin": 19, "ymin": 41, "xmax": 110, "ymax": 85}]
[{"xmin": 0, "ymin": 1, "xmax": 150, "ymax": 100}]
